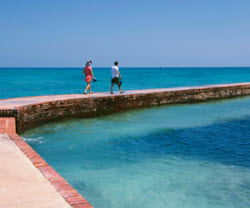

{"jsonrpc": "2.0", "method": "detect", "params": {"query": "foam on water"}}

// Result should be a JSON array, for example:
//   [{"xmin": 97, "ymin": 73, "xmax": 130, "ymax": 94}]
[
  {"xmin": 22, "ymin": 96, "xmax": 250, "ymax": 208},
  {"xmin": 22, "ymin": 136, "xmax": 44, "ymax": 144}
]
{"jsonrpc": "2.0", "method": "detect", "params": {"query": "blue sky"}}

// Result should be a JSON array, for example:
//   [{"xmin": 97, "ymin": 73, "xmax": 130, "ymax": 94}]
[{"xmin": 0, "ymin": 0, "xmax": 250, "ymax": 67}]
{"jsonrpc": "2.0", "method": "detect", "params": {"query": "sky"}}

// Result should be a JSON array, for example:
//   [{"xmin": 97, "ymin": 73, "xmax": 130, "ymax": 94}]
[{"xmin": 0, "ymin": 0, "xmax": 250, "ymax": 67}]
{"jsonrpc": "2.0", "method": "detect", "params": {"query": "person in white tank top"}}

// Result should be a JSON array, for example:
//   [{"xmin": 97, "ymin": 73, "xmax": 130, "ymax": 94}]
[{"xmin": 110, "ymin": 61, "xmax": 124, "ymax": 94}]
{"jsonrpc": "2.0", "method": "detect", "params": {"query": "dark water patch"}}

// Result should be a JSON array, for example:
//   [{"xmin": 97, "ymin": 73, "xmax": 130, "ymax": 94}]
[{"xmin": 78, "ymin": 117, "xmax": 250, "ymax": 169}]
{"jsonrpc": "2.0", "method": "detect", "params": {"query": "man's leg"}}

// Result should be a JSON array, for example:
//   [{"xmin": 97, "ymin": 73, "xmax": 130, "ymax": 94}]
[
  {"xmin": 118, "ymin": 85, "xmax": 122, "ymax": 92},
  {"xmin": 118, "ymin": 84, "xmax": 124, "ymax": 93},
  {"xmin": 111, "ymin": 83, "xmax": 114, "ymax": 94}
]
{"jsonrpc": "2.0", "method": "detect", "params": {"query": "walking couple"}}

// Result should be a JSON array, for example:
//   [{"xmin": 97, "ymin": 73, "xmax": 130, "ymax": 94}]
[{"xmin": 83, "ymin": 60, "xmax": 124, "ymax": 94}]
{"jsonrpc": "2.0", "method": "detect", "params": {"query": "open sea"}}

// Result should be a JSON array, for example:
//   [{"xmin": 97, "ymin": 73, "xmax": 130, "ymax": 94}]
[
  {"xmin": 0, "ymin": 67, "xmax": 250, "ymax": 99},
  {"xmin": 1, "ymin": 67, "xmax": 250, "ymax": 208}
]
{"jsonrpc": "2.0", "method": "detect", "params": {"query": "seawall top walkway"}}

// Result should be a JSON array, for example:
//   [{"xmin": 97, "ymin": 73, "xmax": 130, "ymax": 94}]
[
  {"xmin": 1, "ymin": 82, "xmax": 250, "ymax": 134},
  {"xmin": 0, "ymin": 82, "xmax": 250, "ymax": 109}
]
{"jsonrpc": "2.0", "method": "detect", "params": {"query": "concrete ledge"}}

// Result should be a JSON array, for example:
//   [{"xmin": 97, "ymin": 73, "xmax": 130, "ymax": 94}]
[
  {"xmin": 0, "ymin": 118, "xmax": 93, "ymax": 208},
  {"xmin": 0, "ymin": 82, "xmax": 250, "ymax": 133}
]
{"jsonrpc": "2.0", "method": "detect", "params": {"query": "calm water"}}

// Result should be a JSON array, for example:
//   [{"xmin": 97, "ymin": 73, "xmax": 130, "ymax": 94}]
[
  {"xmin": 22, "ymin": 96, "xmax": 250, "ymax": 208},
  {"xmin": 0, "ymin": 67, "xmax": 250, "ymax": 99}
]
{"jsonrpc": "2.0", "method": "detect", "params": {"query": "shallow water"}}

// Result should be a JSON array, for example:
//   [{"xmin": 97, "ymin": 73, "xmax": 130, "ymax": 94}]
[
  {"xmin": 22, "ymin": 96, "xmax": 250, "ymax": 208},
  {"xmin": 0, "ymin": 67, "xmax": 250, "ymax": 99}
]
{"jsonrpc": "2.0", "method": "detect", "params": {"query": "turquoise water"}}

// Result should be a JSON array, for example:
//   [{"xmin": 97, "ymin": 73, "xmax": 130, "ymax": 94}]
[
  {"xmin": 22, "ymin": 96, "xmax": 250, "ymax": 208},
  {"xmin": 0, "ymin": 67, "xmax": 250, "ymax": 99}
]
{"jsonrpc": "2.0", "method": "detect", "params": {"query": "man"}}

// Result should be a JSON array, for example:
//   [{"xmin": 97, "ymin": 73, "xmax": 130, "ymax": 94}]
[{"xmin": 111, "ymin": 61, "xmax": 124, "ymax": 94}]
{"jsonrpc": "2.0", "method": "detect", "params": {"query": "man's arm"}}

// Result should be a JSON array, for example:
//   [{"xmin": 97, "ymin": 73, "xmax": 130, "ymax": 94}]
[{"xmin": 117, "ymin": 70, "xmax": 122, "ymax": 79}]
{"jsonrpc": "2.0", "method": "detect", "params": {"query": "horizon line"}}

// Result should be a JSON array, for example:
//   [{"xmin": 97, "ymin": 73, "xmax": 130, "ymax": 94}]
[{"xmin": 1, "ymin": 66, "xmax": 250, "ymax": 69}]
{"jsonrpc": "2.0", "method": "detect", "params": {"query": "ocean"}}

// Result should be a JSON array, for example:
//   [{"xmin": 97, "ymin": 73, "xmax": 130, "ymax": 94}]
[{"xmin": 1, "ymin": 67, "xmax": 250, "ymax": 99}]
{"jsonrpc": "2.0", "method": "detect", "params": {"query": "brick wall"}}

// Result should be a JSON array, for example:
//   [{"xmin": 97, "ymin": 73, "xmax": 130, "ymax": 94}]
[{"xmin": 13, "ymin": 83, "xmax": 250, "ymax": 133}]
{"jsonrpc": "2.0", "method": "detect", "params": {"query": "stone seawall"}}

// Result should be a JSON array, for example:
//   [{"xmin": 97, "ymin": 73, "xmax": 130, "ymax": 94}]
[{"xmin": 0, "ymin": 83, "xmax": 250, "ymax": 134}]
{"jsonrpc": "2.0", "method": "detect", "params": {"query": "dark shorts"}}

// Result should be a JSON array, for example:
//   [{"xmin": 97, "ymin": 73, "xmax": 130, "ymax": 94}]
[{"xmin": 111, "ymin": 77, "xmax": 122, "ymax": 86}]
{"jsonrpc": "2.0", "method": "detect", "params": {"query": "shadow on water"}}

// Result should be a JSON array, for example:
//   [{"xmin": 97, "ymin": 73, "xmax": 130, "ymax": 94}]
[{"xmin": 20, "ymin": 95, "xmax": 250, "ymax": 136}]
